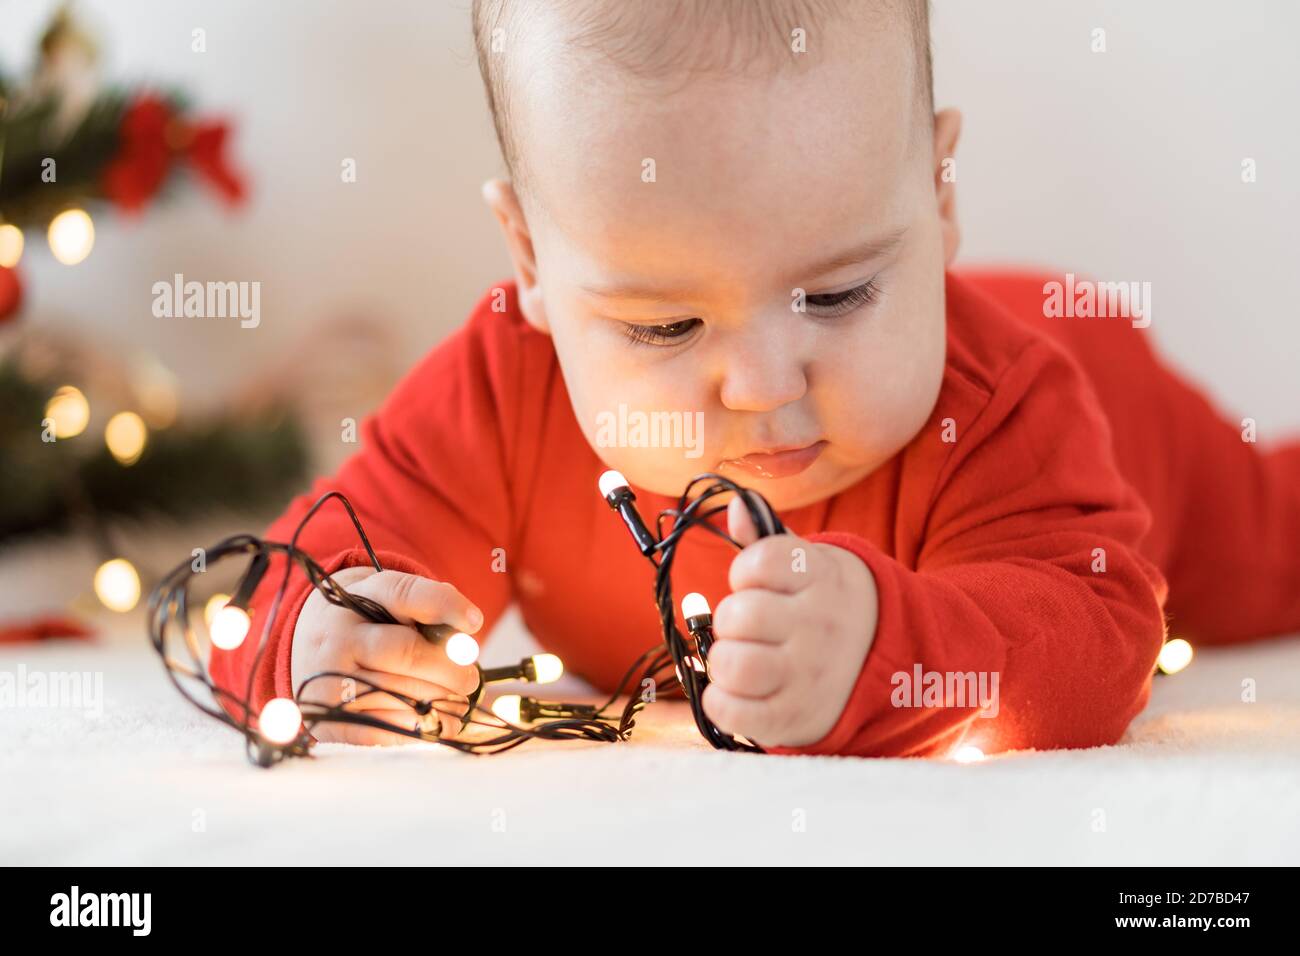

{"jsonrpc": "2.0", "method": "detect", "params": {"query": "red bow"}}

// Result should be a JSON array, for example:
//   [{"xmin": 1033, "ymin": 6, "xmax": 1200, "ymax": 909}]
[{"xmin": 101, "ymin": 94, "xmax": 247, "ymax": 213}]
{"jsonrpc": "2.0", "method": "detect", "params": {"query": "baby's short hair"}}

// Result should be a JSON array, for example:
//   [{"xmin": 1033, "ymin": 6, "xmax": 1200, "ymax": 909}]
[{"xmin": 472, "ymin": 0, "xmax": 933, "ymax": 196}]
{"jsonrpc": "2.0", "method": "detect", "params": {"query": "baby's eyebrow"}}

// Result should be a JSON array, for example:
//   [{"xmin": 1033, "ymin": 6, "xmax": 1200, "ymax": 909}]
[
  {"xmin": 579, "ymin": 282, "xmax": 695, "ymax": 306},
  {"xmin": 581, "ymin": 227, "xmax": 909, "ymax": 304},
  {"xmin": 791, "ymin": 227, "xmax": 909, "ymax": 284}
]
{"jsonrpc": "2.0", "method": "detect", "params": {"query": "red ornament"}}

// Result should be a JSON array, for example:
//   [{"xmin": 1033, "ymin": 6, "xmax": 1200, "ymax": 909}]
[{"xmin": 0, "ymin": 265, "xmax": 23, "ymax": 323}]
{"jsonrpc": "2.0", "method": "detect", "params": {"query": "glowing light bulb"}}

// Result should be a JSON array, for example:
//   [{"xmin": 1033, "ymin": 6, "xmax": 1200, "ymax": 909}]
[
  {"xmin": 598, "ymin": 469, "xmax": 629, "ymax": 498},
  {"xmin": 133, "ymin": 356, "xmax": 180, "ymax": 429},
  {"xmin": 492, "ymin": 694, "xmax": 523, "ymax": 724},
  {"xmin": 258, "ymin": 698, "xmax": 302, "ymax": 745},
  {"xmin": 210, "ymin": 604, "xmax": 251, "ymax": 651},
  {"xmin": 445, "ymin": 632, "xmax": 480, "ymax": 666},
  {"xmin": 94, "ymin": 558, "xmax": 141, "ymax": 612},
  {"xmin": 45, "ymin": 385, "xmax": 90, "ymax": 438},
  {"xmin": 204, "ymin": 593, "xmax": 232, "ymax": 629},
  {"xmin": 953, "ymin": 745, "xmax": 985, "ymax": 764},
  {"xmin": 1157, "ymin": 638, "xmax": 1194, "ymax": 675},
  {"xmin": 0, "ymin": 223, "xmax": 24, "ymax": 268},
  {"xmin": 682, "ymin": 592, "xmax": 711, "ymax": 619},
  {"xmin": 105, "ymin": 411, "xmax": 148, "ymax": 465},
  {"xmin": 530, "ymin": 653, "xmax": 564, "ymax": 684},
  {"xmin": 47, "ymin": 208, "xmax": 95, "ymax": 265}
]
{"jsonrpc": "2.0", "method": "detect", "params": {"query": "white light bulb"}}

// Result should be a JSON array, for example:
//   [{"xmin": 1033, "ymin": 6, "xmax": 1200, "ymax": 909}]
[
  {"xmin": 682, "ymin": 592, "xmax": 711, "ymax": 618},
  {"xmin": 445, "ymin": 632, "xmax": 480, "ymax": 666},
  {"xmin": 530, "ymin": 653, "xmax": 564, "ymax": 684},
  {"xmin": 48, "ymin": 208, "xmax": 95, "ymax": 265},
  {"xmin": 492, "ymin": 694, "xmax": 523, "ymax": 724},
  {"xmin": 953, "ymin": 745, "xmax": 985, "ymax": 764},
  {"xmin": 45, "ymin": 385, "xmax": 90, "ymax": 439},
  {"xmin": 133, "ymin": 357, "xmax": 180, "ymax": 429},
  {"xmin": 94, "ymin": 558, "xmax": 141, "ymax": 612},
  {"xmin": 1156, "ymin": 638, "xmax": 1194, "ymax": 675},
  {"xmin": 105, "ymin": 411, "xmax": 148, "ymax": 465},
  {"xmin": 598, "ymin": 469, "xmax": 629, "ymax": 498},
  {"xmin": 210, "ymin": 604, "xmax": 251, "ymax": 650},
  {"xmin": 204, "ymin": 593, "xmax": 232, "ymax": 629},
  {"xmin": 259, "ymin": 698, "xmax": 302, "ymax": 745},
  {"xmin": 0, "ymin": 223, "xmax": 24, "ymax": 268}
]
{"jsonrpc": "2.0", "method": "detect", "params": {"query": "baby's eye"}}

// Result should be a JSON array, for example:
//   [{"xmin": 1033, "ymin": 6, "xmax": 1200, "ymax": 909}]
[
  {"xmin": 804, "ymin": 278, "xmax": 883, "ymax": 317},
  {"xmin": 621, "ymin": 317, "xmax": 703, "ymax": 347}
]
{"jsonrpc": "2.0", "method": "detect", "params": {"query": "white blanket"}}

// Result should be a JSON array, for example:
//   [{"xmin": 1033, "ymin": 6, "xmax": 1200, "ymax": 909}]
[{"xmin": 2, "ymin": 610, "xmax": 1298, "ymax": 866}]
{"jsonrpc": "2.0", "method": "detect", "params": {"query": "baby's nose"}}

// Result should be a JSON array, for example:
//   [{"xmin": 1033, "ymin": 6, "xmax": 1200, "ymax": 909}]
[{"xmin": 718, "ymin": 334, "xmax": 808, "ymax": 413}]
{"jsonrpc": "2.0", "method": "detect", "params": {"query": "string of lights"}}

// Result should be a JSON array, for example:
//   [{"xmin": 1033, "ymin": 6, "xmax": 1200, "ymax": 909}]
[
  {"xmin": 149, "ymin": 471, "xmax": 1197, "ymax": 768},
  {"xmin": 598, "ymin": 469, "xmax": 782, "ymax": 752},
  {"xmin": 148, "ymin": 474, "xmax": 781, "ymax": 767}
]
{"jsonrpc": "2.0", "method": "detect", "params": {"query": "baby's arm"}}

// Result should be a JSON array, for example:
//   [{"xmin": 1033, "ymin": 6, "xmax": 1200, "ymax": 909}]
[
  {"xmin": 209, "ymin": 291, "xmax": 525, "ymax": 722},
  {"xmin": 720, "ymin": 339, "xmax": 1168, "ymax": 758}
]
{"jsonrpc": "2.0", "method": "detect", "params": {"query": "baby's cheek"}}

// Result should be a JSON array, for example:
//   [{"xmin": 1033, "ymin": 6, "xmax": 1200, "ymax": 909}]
[
  {"xmin": 820, "ymin": 309, "xmax": 944, "ymax": 462},
  {"xmin": 564, "ymin": 372, "xmax": 716, "ymax": 497}
]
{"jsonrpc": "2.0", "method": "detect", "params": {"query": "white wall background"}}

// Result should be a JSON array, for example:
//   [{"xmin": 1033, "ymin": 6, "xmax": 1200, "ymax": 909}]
[{"xmin": 3, "ymin": 0, "xmax": 1296, "ymax": 429}]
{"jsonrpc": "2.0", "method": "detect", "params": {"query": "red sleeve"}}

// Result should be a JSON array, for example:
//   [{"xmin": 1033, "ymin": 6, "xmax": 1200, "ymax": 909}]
[
  {"xmin": 768, "ymin": 340, "xmax": 1169, "ymax": 758},
  {"xmin": 209, "ymin": 287, "xmax": 529, "ymax": 715}
]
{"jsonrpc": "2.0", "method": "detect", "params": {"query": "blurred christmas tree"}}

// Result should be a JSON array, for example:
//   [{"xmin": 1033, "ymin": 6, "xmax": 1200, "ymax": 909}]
[
  {"xmin": 0, "ymin": 5, "xmax": 308, "ymax": 630},
  {"xmin": 0, "ymin": 5, "xmax": 245, "ymax": 244},
  {"xmin": 0, "ymin": 343, "xmax": 309, "ymax": 547}
]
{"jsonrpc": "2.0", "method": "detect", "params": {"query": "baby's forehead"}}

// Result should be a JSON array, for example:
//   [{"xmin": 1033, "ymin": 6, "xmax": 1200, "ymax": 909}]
[
  {"xmin": 476, "ymin": 0, "xmax": 930, "ymax": 198},
  {"xmin": 517, "ymin": 0, "xmax": 919, "ymax": 83},
  {"xmin": 554, "ymin": 0, "xmax": 896, "ymax": 75}
]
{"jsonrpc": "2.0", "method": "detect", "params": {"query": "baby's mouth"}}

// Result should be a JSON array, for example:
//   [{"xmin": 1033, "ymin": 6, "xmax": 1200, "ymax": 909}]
[{"xmin": 718, "ymin": 440, "xmax": 827, "ymax": 479}]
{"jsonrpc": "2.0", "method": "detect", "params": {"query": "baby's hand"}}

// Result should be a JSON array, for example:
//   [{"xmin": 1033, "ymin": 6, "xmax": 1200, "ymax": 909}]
[
  {"xmin": 291, "ymin": 567, "xmax": 484, "ymax": 745},
  {"xmin": 703, "ymin": 496, "xmax": 879, "ymax": 748}
]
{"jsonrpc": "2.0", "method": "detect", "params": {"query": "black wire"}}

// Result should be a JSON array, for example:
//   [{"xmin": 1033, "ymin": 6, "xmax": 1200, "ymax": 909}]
[
  {"xmin": 638, "ymin": 474, "xmax": 786, "ymax": 752},
  {"xmin": 147, "ymin": 492, "xmax": 638, "ymax": 767},
  {"xmin": 148, "ymin": 477, "xmax": 784, "ymax": 766}
]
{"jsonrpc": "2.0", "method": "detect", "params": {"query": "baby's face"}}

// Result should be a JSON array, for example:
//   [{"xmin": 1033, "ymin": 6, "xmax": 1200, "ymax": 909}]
[{"xmin": 489, "ymin": 12, "xmax": 959, "ymax": 510}]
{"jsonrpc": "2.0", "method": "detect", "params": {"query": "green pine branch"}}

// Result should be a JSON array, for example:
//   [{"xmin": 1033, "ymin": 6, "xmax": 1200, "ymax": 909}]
[{"xmin": 0, "ymin": 355, "xmax": 311, "ymax": 547}]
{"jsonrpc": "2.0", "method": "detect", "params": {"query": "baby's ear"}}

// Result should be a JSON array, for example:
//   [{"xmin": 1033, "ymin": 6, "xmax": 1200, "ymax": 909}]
[
  {"xmin": 931, "ymin": 109, "xmax": 963, "ymax": 266},
  {"xmin": 481, "ymin": 178, "xmax": 551, "ymax": 334}
]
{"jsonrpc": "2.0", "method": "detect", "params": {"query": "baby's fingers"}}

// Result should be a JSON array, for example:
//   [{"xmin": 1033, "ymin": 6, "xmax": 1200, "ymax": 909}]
[
  {"xmin": 348, "ymin": 570, "xmax": 484, "ymax": 635},
  {"xmin": 297, "ymin": 669, "xmax": 460, "ymax": 710},
  {"xmin": 354, "ymin": 623, "xmax": 482, "ymax": 698}
]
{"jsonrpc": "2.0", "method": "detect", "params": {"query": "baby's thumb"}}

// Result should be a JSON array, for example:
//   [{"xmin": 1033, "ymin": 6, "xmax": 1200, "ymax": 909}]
[{"xmin": 728, "ymin": 495, "xmax": 761, "ymax": 547}]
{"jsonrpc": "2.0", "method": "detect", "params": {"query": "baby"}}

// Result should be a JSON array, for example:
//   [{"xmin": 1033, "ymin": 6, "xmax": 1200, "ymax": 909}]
[{"xmin": 212, "ymin": 0, "xmax": 1300, "ymax": 757}]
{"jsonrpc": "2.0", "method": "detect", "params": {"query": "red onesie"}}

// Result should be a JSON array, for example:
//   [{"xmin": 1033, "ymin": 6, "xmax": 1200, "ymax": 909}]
[{"xmin": 210, "ymin": 269, "xmax": 1300, "ymax": 758}]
